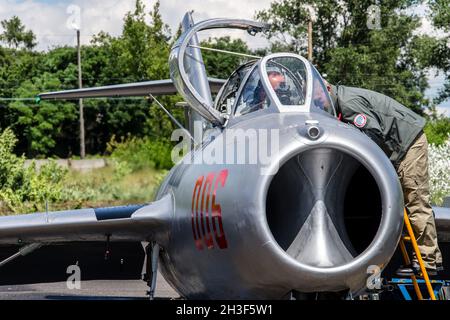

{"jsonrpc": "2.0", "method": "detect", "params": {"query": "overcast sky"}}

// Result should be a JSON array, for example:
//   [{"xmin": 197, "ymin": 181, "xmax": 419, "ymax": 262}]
[{"xmin": 1, "ymin": 0, "xmax": 448, "ymax": 115}]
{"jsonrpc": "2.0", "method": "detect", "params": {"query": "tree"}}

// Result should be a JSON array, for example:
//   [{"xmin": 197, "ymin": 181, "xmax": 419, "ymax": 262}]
[
  {"xmin": 428, "ymin": 0, "xmax": 450, "ymax": 107},
  {"xmin": 90, "ymin": 0, "xmax": 181, "ymax": 146},
  {"xmin": 1, "ymin": 0, "xmax": 254, "ymax": 158},
  {"xmin": 201, "ymin": 37, "xmax": 252, "ymax": 79},
  {"xmin": 430, "ymin": 0, "xmax": 450, "ymax": 30},
  {"xmin": 424, "ymin": 117, "xmax": 450, "ymax": 145},
  {"xmin": 0, "ymin": 16, "xmax": 36, "ymax": 50},
  {"xmin": 0, "ymin": 128, "xmax": 69, "ymax": 214},
  {"xmin": 9, "ymin": 72, "xmax": 78, "ymax": 157},
  {"xmin": 256, "ymin": 0, "xmax": 436, "ymax": 114},
  {"xmin": 0, "ymin": 0, "xmax": 183, "ymax": 157}
]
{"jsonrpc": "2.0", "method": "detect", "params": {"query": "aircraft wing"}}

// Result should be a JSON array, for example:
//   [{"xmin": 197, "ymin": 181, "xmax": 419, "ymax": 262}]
[
  {"xmin": 433, "ymin": 207, "xmax": 450, "ymax": 242},
  {"xmin": 434, "ymin": 206, "xmax": 450, "ymax": 242},
  {"xmin": 0, "ymin": 194, "xmax": 172, "ymax": 245},
  {"xmin": 38, "ymin": 78, "xmax": 226, "ymax": 100}
]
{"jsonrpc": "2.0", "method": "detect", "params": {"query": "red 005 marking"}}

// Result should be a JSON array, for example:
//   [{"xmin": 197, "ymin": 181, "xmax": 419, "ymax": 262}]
[{"xmin": 191, "ymin": 169, "xmax": 229, "ymax": 250}]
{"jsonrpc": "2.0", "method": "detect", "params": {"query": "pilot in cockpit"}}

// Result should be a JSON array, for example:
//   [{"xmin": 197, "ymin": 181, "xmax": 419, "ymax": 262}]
[
  {"xmin": 247, "ymin": 71, "xmax": 288, "ymax": 113},
  {"xmin": 236, "ymin": 62, "xmax": 307, "ymax": 116},
  {"xmin": 268, "ymin": 71, "xmax": 291, "ymax": 105}
]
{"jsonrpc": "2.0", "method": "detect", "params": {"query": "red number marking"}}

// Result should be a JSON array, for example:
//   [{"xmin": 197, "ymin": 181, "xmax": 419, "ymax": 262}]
[
  {"xmin": 201, "ymin": 173, "xmax": 215, "ymax": 249},
  {"xmin": 191, "ymin": 169, "xmax": 229, "ymax": 250},
  {"xmin": 211, "ymin": 170, "xmax": 228, "ymax": 249},
  {"xmin": 191, "ymin": 176, "xmax": 204, "ymax": 250}
]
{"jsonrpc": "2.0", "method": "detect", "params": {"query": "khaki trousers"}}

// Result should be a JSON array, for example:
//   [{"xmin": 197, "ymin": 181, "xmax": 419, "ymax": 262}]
[{"xmin": 396, "ymin": 132, "xmax": 442, "ymax": 269}]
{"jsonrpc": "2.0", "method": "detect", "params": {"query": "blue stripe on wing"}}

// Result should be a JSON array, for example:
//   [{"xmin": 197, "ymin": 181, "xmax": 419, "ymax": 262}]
[{"xmin": 94, "ymin": 205, "xmax": 146, "ymax": 221}]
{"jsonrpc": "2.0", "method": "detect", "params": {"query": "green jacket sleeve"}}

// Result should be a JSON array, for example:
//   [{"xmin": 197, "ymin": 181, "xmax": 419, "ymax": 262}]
[
  {"xmin": 335, "ymin": 85, "xmax": 426, "ymax": 164},
  {"xmin": 339, "ymin": 96, "xmax": 393, "ymax": 156}
]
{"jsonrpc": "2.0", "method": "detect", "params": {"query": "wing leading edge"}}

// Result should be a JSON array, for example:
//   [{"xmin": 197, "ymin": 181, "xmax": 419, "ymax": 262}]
[
  {"xmin": 0, "ymin": 194, "xmax": 173, "ymax": 245},
  {"xmin": 38, "ymin": 78, "xmax": 226, "ymax": 100}
]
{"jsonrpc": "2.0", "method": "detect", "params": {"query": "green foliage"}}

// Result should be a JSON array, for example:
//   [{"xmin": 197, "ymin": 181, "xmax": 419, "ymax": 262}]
[
  {"xmin": 107, "ymin": 135, "xmax": 173, "ymax": 171},
  {"xmin": 0, "ymin": 1, "xmax": 252, "ymax": 160},
  {"xmin": 0, "ymin": 16, "xmax": 36, "ymax": 50},
  {"xmin": 425, "ymin": 118, "xmax": 450, "ymax": 146},
  {"xmin": 428, "ymin": 139, "xmax": 450, "ymax": 205},
  {"xmin": 0, "ymin": 128, "xmax": 27, "ymax": 193},
  {"xmin": 9, "ymin": 72, "xmax": 78, "ymax": 157},
  {"xmin": 430, "ymin": 0, "xmax": 450, "ymax": 31},
  {"xmin": 430, "ymin": 0, "xmax": 450, "ymax": 105},
  {"xmin": 0, "ymin": 128, "xmax": 167, "ymax": 214},
  {"xmin": 256, "ymin": 0, "xmax": 439, "ymax": 114},
  {"xmin": 57, "ymin": 165, "xmax": 163, "ymax": 208},
  {"xmin": 0, "ymin": 0, "xmax": 447, "ymax": 161},
  {"xmin": 0, "ymin": 128, "xmax": 67, "ymax": 214},
  {"xmin": 0, "ymin": 0, "xmax": 183, "ymax": 157},
  {"xmin": 201, "ymin": 36, "xmax": 252, "ymax": 78}
]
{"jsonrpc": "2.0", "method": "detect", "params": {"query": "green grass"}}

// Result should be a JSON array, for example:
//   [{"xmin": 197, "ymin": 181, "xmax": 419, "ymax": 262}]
[
  {"xmin": 0, "ymin": 128, "xmax": 172, "ymax": 216},
  {"xmin": 4, "ymin": 165, "xmax": 168, "ymax": 215},
  {"xmin": 60, "ymin": 165, "xmax": 167, "ymax": 209}
]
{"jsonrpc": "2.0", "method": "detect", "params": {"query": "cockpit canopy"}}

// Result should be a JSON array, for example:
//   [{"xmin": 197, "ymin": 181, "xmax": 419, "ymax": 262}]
[{"xmin": 214, "ymin": 53, "xmax": 336, "ymax": 120}]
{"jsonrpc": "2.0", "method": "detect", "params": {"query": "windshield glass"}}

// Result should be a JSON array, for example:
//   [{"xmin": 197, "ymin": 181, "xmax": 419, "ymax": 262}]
[
  {"xmin": 215, "ymin": 61, "xmax": 257, "ymax": 114},
  {"xmin": 265, "ymin": 56, "xmax": 307, "ymax": 106},
  {"xmin": 311, "ymin": 66, "xmax": 335, "ymax": 116},
  {"xmin": 234, "ymin": 66, "xmax": 270, "ymax": 116}
]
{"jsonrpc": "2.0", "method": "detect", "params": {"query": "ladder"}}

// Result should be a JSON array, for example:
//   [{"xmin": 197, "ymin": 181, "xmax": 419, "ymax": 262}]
[{"xmin": 399, "ymin": 208, "xmax": 436, "ymax": 300}]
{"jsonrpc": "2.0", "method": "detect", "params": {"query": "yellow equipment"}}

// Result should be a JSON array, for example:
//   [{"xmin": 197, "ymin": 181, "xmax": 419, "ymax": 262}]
[{"xmin": 399, "ymin": 208, "xmax": 437, "ymax": 300}]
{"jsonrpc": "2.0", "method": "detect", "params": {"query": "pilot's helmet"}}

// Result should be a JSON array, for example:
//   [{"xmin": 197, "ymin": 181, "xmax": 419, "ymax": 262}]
[
  {"xmin": 253, "ymin": 71, "xmax": 285, "ymax": 102},
  {"xmin": 267, "ymin": 71, "xmax": 286, "ymax": 90},
  {"xmin": 268, "ymin": 71, "xmax": 291, "ymax": 104}
]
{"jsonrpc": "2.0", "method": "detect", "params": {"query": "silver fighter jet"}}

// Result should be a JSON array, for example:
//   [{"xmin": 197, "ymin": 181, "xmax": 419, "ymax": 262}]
[{"xmin": 0, "ymin": 13, "xmax": 449, "ymax": 299}]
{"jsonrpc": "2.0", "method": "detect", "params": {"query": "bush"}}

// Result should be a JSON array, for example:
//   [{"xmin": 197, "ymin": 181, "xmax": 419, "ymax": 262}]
[
  {"xmin": 107, "ymin": 135, "xmax": 174, "ymax": 171},
  {"xmin": 429, "ymin": 139, "xmax": 450, "ymax": 205},
  {"xmin": 424, "ymin": 118, "xmax": 450, "ymax": 146},
  {"xmin": 0, "ymin": 128, "xmax": 68, "ymax": 214},
  {"xmin": 0, "ymin": 129, "xmax": 170, "ymax": 214}
]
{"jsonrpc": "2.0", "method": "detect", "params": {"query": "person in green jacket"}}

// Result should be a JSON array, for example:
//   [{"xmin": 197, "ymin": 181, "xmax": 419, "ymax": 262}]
[{"xmin": 322, "ymin": 82, "xmax": 443, "ymax": 276}]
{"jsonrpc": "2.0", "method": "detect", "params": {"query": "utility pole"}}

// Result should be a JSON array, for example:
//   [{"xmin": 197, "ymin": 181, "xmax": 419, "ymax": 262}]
[
  {"xmin": 304, "ymin": 5, "xmax": 316, "ymax": 63},
  {"xmin": 77, "ymin": 29, "xmax": 85, "ymax": 158},
  {"xmin": 307, "ymin": 19, "xmax": 313, "ymax": 62}
]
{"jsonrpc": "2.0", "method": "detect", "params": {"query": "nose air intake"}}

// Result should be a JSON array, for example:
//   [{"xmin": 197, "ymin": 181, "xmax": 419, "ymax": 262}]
[
  {"xmin": 282, "ymin": 149, "xmax": 359, "ymax": 267},
  {"xmin": 266, "ymin": 144, "xmax": 400, "ymax": 285}
]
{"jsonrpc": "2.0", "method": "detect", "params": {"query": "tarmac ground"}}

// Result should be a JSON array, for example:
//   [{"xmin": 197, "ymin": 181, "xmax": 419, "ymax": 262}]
[{"xmin": 0, "ymin": 271, "xmax": 179, "ymax": 300}]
